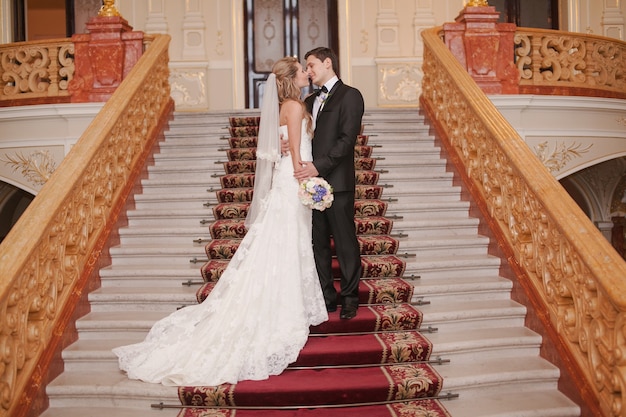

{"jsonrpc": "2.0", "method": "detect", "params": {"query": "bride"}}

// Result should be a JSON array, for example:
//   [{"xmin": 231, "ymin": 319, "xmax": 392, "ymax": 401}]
[{"xmin": 113, "ymin": 56, "xmax": 328, "ymax": 386}]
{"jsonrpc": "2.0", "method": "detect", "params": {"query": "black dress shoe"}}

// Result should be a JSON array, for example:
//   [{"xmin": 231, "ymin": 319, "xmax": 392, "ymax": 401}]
[
  {"xmin": 340, "ymin": 305, "xmax": 357, "ymax": 320},
  {"xmin": 326, "ymin": 303, "xmax": 337, "ymax": 313}
]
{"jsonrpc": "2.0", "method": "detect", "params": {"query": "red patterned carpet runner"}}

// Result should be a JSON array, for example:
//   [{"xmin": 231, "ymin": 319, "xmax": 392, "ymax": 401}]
[{"xmin": 178, "ymin": 116, "xmax": 451, "ymax": 417}]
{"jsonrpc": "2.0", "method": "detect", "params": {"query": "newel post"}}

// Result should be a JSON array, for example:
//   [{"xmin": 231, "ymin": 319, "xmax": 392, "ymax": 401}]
[
  {"xmin": 442, "ymin": 5, "xmax": 519, "ymax": 94},
  {"xmin": 69, "ymin": 13, "xmax": 144, "ymax": 102}
]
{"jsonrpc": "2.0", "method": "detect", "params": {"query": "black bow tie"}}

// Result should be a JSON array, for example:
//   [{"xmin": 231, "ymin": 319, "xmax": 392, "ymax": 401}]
[{"xmin": 316, "ymin": 86, "xmax": 328, "ymax": 96}]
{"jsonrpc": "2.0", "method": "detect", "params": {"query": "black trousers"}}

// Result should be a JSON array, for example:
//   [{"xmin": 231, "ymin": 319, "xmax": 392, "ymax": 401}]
[{"xmin": 312, "ymin": 190, "xmax": 361, "ymax": 308}]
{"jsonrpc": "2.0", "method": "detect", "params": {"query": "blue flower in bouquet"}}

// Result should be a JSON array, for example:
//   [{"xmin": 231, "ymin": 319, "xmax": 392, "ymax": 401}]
[{"xmin": 298, "ymin": 177, "xmax": 334, "ymax": 211}]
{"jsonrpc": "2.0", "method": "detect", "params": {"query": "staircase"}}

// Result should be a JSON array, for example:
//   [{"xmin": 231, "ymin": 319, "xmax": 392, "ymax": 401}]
[{"xmin": 40, "ymin": 108, "xmax": 580, "ymax": 417}]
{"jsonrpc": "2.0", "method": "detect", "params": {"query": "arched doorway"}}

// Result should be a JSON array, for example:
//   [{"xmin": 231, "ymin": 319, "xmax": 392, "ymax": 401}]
[{"xmin": 0, "ymin": 181, "xmax": 34, "ymax": 243}]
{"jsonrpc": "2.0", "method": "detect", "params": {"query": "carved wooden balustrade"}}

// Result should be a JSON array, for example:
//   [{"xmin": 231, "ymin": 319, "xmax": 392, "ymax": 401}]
[
  {"xmin": 422, "ymin": 26, "xmax": 626, "ymax": 417},
  {"xmin": 0, "ymin": 34, "xmax": 173, "ymax": 417},
  {"xmin": 515, "ymin": 28, "xmax": 626, "ymax": 99},
  {"xmin": 0, "ymin": 39, "xmax": 75, "ymax": 105}
]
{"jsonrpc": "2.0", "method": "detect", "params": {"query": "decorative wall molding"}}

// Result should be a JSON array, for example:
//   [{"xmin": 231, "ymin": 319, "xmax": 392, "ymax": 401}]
[
  {"xmin": 533, "ymin": 140, "xmax": 593, "ymax": 173},
  {"xmin": 413, "ymin": 0, "xmax": 435, "ymax": 57},
  {"xmin": 376, "ymin": 0, "xmax": 401, "ymax": 56},
  {"xmin": 601, "ymin": 0, "xmax": 625, "ymax": 39},
  {"xmin": 182, "ymin": 0, "xmax": 207, "ymax": 60},
  {"xmin": 375, "ymin": 58, "xmax": 422, "ymax": 106},
  {"xmin": 169, "ymin": 63, "xmax": 208, "ymax": 110},
  {"xmin": 145, "ymin": 0, "xmax": 168, "ymax": 33},
  {"xmin": 0, "ymin": 150, "xmax": 56, "ymax": 186}
]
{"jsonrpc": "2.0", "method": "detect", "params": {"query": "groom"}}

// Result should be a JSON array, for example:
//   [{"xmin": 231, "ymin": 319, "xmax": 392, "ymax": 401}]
[{"xmin": 294, "ymin": 47, "xmax": 364, "ymax": 320}]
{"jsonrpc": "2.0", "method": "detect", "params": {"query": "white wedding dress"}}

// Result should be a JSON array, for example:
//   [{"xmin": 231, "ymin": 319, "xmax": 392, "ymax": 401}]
[{"xmin": 113, "ymin": 120, "xmax": 328, "ymax": 386}]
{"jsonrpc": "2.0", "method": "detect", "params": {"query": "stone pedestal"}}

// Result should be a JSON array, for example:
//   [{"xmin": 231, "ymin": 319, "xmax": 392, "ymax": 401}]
[
  {"xmin": 70, "ymin": 16, "xmax": 144, "ymax": 102},
  {"xmin": 443, "ymin": 6, "xmax": 519, "ymax": 94}
]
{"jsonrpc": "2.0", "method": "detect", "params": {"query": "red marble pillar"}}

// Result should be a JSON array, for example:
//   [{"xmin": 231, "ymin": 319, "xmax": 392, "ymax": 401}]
[
  {"xmin": 442, "ymin": 6, "xmax": 519, "ymax": 94},
  {"xmin": 70, "ymin": 16, "xmax": 144, "ymax": 102}
]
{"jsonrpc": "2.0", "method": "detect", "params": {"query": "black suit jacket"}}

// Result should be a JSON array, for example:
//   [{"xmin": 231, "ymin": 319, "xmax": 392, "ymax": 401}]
[{"xmin": 305, "ymin": 80, "xmax": 364, "ymax": 193}]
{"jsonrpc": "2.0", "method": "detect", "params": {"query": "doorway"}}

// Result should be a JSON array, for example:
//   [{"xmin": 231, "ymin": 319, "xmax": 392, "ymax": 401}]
[
  {"xmin": 492, "ymin": 0, "xmax": 559, "ymax": 29},
  {"xmin": 244, "ymin": 0, "xmax": 339, "ymax": 108},
  {"xmin": 11, "ymin": 0, "xmax": 73, "ymax": 41}
]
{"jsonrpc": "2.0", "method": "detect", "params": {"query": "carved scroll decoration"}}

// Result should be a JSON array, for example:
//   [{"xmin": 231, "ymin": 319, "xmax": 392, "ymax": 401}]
[
  {"xmin": 0, "ymin": 41, "xmax": 75, "ymax": 101},
  {"xmin": 515, "ymin": 29, "xmax": 626, "ymax": 95}
]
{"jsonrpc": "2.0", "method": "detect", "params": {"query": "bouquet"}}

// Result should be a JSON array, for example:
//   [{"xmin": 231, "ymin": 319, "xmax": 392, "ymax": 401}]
[{"xmin": 298, "ymin": 177, "xmax": 334, "ymax": 211}]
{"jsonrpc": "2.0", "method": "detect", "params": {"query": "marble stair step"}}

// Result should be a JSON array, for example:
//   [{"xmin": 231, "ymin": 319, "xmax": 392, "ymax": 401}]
[
  {"xmin": 419, "ymin": 298, "xmax": 527, "ymax": 332},
  {"xmin": 99, "ymin": 265, "xmax": 205, "ymax": 288},
  {"xmin": 145, "ymin": 165, "xmax": 221, "ymax": 178},
  {"xmin": 75, "ymin": 311, "xmax": 171, "ymax": 340},
  {"xmin": 149, "ymin": 154, "xmax": 223, "ymax": 164},
  {"xmin": 75, "ymin": 298, "xmax": 525, "ymax": 340},
  {"xmin": 40, "ymin": 390, "xmax": 580, "ymax": 417},
  {"xmin": 365, "ymin": 133, "xmax": 436, "ymax": 143},
  {"xmin": 132, "ymin": 192, "xmax": 216, "ymax": 210},
  {"xmin": 108, "ymin": 244, "xmax": 207, "ymax": 266},
  {"xmin": 363, "ymin": 124, "xmax": 429, "ymax": 134},
  {"xmin": 396, "ymin": 235, "xmax": 490, "ymax": 258},
  {"xmin": 40, "ymin": 406, "xmax": 177, "ymax": 417},
  {"xmin": 117, "ymin": 226, "xmax": 209, "ymax": 245},
  {"xmin": 408, "ymin": 275, "xmax": 513, "ymax": 303},
  {"xmin": 403, "ymin": 254, "xmax": 502, "ymax": 279},
  {"xmin": 377, "ymin": 169, "xmax": 453, "ymax": 181},
  {"xmin": 428, "ymin": 326, "xmax": 541, "ymax": 362},
  {"xmin": 163, "ymin": 127, "xmax": 235, "ymax": 138},
  {"xmin": 374, "ymin": 157, "xmax": 448, "ymax": 171},
  {"xmin": 45, "ymin": 371, "xmax": 179, "ymax": 409},
  {"xmin": 44, "ymin": 356, "xmax": 559, "ymax": 411},
  {"xmin": 59, "ymin": 326, "xmax": 540, "ymax": 375},
  {"xmin": 383, "ymin": 200, "xmax": 469, "ymax": 217},
  {"xmin": 376, "ymin": 185, "xmax": 462, "ymax": 202},
  {"xmin": 441, "ymin": 355, "xmax": 562, "ymax": 396},
  {"xmin": 125, "ymin": 208, "xmax": 210, "ymax": 227},
  {"xmin": 139, "ymin": 177, "xmax": 223, "ymax": 194},
  {"xmin": 367, "ymin": 145, "xmax": 441, "ymax": 158},
  {"xmin": 387, "ymin": 217, "xmax": 480, "ymax": 237},
  {"xmin": 152, "ymin": 150, "xmax": 227, "ymax": 162},
  {"xmin": 89, "ymin": 286, "xmax": 198, "ymax": 312},
  {"xmin": 443, "ymin": 389, "xmax": 579, "ymax": 417},
  {"xmin": 376, "ymin": 175, "xmax": 454, "ymax": 188}
]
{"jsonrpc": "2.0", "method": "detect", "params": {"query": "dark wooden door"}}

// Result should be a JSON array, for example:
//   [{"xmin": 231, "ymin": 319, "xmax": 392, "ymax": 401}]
[
  {"xmin": 244, "ymin": 0, "xmax": 338, "ymax": 108},
  {"xmin": 492, "ymin": 0, "xmax": 559, "ymax": 29},
  {"xmin": 11, "ymin": 0, "xmax": 74, "ymax": 41}
]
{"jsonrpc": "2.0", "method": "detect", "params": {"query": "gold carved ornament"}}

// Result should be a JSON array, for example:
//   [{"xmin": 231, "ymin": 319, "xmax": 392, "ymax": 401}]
[
  {"xmin": 99, "ymin": 0, "xmax": 121, "ymax": 17},
  {"xmin": 466, "ymin": 0, "xmax": 489, "ymax": 6}
]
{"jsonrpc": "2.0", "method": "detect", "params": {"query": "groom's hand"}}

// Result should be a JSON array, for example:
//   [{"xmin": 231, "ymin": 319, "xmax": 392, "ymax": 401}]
[
  {"xmin": 280, "ymin": 135, "xmax": 289, "ymax": 156},
  {"xmin": 294, "ymin": 162, "xmax": 319, "ymax": 181}
]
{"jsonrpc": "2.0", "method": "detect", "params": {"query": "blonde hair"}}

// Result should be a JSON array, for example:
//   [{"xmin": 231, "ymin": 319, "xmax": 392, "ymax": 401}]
[{"xmin": 272, "ymin": 57, "xmax": 312, "ymax": 134}]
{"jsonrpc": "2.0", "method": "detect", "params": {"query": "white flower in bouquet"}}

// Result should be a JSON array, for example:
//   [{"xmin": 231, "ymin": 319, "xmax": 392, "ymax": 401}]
[{"xmin": 298, "ymin": 177, "xmax": 334, "ymax": 211}]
